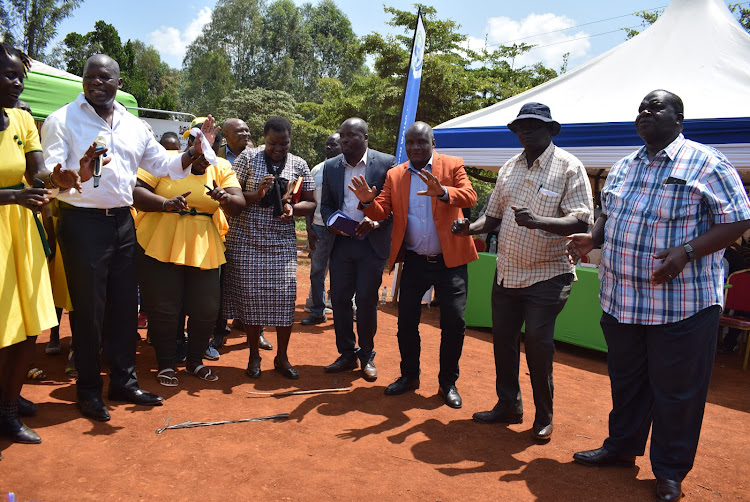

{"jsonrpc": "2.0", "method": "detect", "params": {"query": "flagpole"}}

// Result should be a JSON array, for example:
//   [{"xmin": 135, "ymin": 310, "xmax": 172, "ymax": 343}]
[{"xmin": 393, "ymin": 7, "xmax": 424, "ymax": 163}]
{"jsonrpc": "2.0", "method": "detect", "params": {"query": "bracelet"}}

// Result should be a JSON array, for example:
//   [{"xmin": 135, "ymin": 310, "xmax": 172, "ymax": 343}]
[
  {"xmin": 162, "ymin": 199, "xmax": 168, "ymax": 211},
  {"xmin": 47, "ymin": 171, "xmax": 59, "ymax": 189}
]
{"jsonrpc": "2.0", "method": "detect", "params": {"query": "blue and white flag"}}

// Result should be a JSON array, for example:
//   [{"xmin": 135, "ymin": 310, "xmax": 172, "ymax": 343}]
[{"xmin": 394, "ymin": 10, "xmax": 426, "ymax": 164}]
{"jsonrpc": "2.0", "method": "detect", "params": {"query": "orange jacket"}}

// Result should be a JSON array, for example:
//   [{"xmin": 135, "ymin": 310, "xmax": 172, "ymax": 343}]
[{"xmin": 362, "ymin": 152, "xmax": 478, "ymax": 271}]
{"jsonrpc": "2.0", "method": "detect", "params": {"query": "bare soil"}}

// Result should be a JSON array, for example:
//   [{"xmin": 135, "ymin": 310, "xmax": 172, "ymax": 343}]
[{"xmin": 2, "ymin": 252, "xmax": 748, "ymax": 501}]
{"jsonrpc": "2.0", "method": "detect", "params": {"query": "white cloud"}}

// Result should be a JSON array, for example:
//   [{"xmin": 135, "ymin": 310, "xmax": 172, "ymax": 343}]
[
  {"xmin": 149, "ymin": 6, "xmax": 213, "ymax": 68},
  {"xmin": 466, "ymin": 13, "xmax": 592, "ymax": 69}
]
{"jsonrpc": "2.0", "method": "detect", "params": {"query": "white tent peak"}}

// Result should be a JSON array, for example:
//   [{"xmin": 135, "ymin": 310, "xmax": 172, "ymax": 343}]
[{"xmin": 437, "ymin": 0, "xmax": 750, "ymax": 128}]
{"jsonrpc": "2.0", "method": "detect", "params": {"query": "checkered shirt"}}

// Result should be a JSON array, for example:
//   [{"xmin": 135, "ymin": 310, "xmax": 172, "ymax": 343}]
[
  {"xmin": 600, "ymin": 134, "xmax": 750, "ymax": 324},
  {"xmin": 485, "ymin": 142, "xmax": 594, "ymax": 288}
]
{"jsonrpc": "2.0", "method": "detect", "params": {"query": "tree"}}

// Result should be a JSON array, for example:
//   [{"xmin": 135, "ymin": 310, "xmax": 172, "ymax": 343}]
[
  {"xmin": 54, "ymin": 21, "xmax": 183, "ymax": 115},
  {"xmin": 625, "ymin": 5, "xmax": 750, "ymax": 39},
  {"xmin": 0, "ymin": 0, "xmax": 80, "ymax": 59}
]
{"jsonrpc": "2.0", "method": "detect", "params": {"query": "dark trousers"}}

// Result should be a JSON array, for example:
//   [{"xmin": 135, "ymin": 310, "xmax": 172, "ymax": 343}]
[
  {"xmin": 397, "ymin": 251, "xmax": 467, "ymax": 389},
  {"xmin": 57, "ymin": 205, "xmax": 139, "ymax": 400},
  {"xmin": 601, "ymin": 306, "xmax": 720, "ymax": 481},
  {"xmin": 137, "ymin": 248, "xmax": 220, "ymax": 370},
  {"xmin": 329, "ymin": 236, "xmax": 385, "ymax": 364},
  {"xmin": 492, "ymin": 273, "xmax": 573, "ymax": 428}
]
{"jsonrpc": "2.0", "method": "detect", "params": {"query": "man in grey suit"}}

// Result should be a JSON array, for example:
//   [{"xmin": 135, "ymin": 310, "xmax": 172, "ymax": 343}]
[{"xmin": 320, "ymin": 117, "xmax": 396, "ymax": 381}]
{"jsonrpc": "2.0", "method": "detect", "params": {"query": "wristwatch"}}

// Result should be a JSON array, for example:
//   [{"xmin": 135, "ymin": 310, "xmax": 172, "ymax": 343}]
[{"xmin": 683, "ymin": 243, "xmax": 696, "ymax": 261}]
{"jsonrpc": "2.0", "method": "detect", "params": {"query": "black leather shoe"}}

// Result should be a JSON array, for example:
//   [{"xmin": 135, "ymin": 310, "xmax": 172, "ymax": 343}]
[
  {"xmin": 246, "ymin": 357, "xmax": 262, "ymax": 379},
  {"xmin": 300, "ymin": 314, "xmax": 326, "ymax": 326},
  {"xmin": 472, "ymin": 408, "xmax": 523, "ymax": 424},
  {"xmin": 573, "ymin": 447, "xmax": 636, "ymax": 467},
  {"xmin": 384, "ymin": 376, "xmax": 420, "ymax": 395},
  {"xmin": 656, "ymin": 479, "xmax": 683, "ymax": 501},
  {"xmin": 18, "ymin": 396, "xmax": 38, "ymax": 417},
  {"xmin": 438, "ymin": 386, "xmax": 462, "ymax": 409},
  {"xmin": 324, "ymin": 356, "xmax": 359, "ymax": 373},
  {"xmin": 274, "ymin": 358, "xmax": 299, "ymax": 380},
  {"xmin": 77, "ymin": 398, "xmax": 111, "ymax": 421},
  {"xmin": 533, "ymin": 423, "xmax": 553, "ymax": 440},
  {"xmin": 108, "ymin": 387, "xmax": 164, "ymax": 406},
  {"xmin": 259, "ymin": 333, "xmax": 273, "ymax": 351},
  {"xmin": 0, "ymin": 416, "xmax": 41, "ymax": 444}
]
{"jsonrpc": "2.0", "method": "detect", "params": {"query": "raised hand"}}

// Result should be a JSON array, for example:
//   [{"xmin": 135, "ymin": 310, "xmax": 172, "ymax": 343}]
[
  {"xmin": 193, "ymin": 114, "xmax": 217, "ymax": 156},
  {"xmin": 348, "ymin": 174, "xmax": 377, "ymax": 203},
  {"xmin": 415, "ymin": 169, "xmax": 446, "ymax": 197},
  {"xmin": 164, "ymin": 191, "xmax": 191, "ymax": 212}
]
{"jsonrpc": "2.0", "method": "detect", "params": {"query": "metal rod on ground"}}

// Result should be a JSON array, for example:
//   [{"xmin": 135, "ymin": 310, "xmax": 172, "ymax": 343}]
[
  {"xmin": 246, "ymin": 387, "xmax": 351, "ymax": 397},
  {"xmin": 155, "ymin": 413, "xmax": 289, "ymax": 434}
]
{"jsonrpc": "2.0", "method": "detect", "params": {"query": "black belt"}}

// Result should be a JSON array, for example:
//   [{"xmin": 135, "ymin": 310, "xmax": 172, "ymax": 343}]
[
  {"xmin": 58, "ymin": 200, "xmax": 130, "ymax": 216},
  {"xmin": 407, "ymin": 250, "xmax": 443, "ymax": 263}
]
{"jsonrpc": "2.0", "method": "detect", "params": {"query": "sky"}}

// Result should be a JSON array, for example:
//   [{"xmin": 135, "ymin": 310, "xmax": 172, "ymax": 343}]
[{"xmin": 49, "ymin": 0, "xmax": 742, "ymax": 71}]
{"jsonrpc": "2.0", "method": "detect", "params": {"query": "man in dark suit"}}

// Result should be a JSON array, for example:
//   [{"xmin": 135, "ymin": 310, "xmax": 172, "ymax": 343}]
[
  {"xmin": 349, "ymin": 122, "xmax": 478, "ymax": 408},
  {"xmin": 320, "ymin": 117, "xmax": 396, "ymax": 381}
]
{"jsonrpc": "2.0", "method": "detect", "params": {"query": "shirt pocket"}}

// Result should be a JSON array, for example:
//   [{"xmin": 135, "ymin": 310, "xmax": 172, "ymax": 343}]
[
  {"xmin": 652, "ymin": 184, "xmax": 699, "ymax": 220},
  {"xmin": 530, "ymin": 188, "xmax": 563, "ymax": 218}
]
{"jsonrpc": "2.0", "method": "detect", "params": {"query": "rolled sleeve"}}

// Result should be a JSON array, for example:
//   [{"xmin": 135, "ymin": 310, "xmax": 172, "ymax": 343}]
[{"xmin": 560, "ymin": 164, "xmax": 594, "ymax": 224}]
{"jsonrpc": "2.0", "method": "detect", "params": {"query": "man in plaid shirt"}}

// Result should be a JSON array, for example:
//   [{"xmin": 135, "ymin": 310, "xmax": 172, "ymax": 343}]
[
  {"xmin": 568, "ymin": 90, "xmax": 750, "ymax": 501},
  {"xmin": 452, "ymin": 102, "xmax": 593, "ymax": 441}
]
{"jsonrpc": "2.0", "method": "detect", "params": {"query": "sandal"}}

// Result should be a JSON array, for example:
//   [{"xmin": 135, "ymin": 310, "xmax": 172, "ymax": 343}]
[
  {"xmin": 189, "ymin": 364, "xmax": 218, "ymax": 382},
  {"xmin": 156, "ymin": 368, "xmax": 179, "ymax": 387},
  {"xmin": 65, "ymin": 351, "xmax": 78, "ymax": 378},
  {"xmin": 26, "ymin": 367, "xmax": 46, "ymax": 380}
]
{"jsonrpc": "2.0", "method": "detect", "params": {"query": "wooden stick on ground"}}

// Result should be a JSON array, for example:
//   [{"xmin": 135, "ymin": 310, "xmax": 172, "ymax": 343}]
[{"xmin": 246, "ymin": 387, "xmax": 351, "ymax": 397}]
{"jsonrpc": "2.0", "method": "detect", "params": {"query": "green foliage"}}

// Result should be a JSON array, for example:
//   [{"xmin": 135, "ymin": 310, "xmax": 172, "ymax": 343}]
[
  {"xmin": 0, "ymin": 0, "xmax": 80, "ymax": 59},
  {"xmin": 184, "ymin": 0, "xmax": 363, "ymax": 103},
  {"xmin": 623, "ymin": 9, "xmax": 663, "ymax": 40},
  {"xmin": 53, "ymin": 21, "xmax": 182, "ymax": 116},
  {"xmin": 730, "ymin": 3, "xmax": 750, "ymax": 31}
]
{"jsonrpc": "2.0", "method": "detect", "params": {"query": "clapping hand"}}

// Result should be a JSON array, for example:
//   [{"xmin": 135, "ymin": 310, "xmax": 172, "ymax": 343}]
[
  {"xmin": 193, "ymin": 115, "xmax": 218, "ymax": 156},
  {"xmin": 50, "ymin": 163, "xmax": 82, "ymax": 192},
  {"xmin": 348, "ymin": 175, "xmax": 377, "ymax": 203},
  {"xmin": 451, "ymin": 218, "xmax": 470, "ymax": 236},
  {"xmin": 415, "ymin": 170, "xmax": 446, "ymax": 197}
]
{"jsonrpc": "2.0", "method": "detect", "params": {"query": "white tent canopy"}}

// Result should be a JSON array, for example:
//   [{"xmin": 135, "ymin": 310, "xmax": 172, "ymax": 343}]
[{"xmin": 434, "ymin": 0, "xmax": 750, "ymax": 174}]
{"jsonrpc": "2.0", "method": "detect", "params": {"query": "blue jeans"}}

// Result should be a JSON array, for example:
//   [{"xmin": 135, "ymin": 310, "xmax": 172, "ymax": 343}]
[{"xmin": 309, "ymin": 224, "xmax": 335, "ymax": 317}]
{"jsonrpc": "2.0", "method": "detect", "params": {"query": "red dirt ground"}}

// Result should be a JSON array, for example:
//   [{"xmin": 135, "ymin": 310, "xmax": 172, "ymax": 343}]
[{"xmin": 1, "ymin": 255, "xmax": 749, "ymax": 501}]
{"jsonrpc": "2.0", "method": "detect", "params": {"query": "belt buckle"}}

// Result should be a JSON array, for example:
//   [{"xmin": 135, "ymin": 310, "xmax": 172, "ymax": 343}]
[
  {"xmin": 426, "ymin": 254, "xmax": 438, "ymax": 263},
  {"xmin": 105, "ymin": 208, "xmax": 111, "ymax": 216}
]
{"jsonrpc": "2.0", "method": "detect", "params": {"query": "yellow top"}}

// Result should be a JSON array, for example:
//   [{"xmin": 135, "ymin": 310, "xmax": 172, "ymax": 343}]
[
  {"xmin": 134, "ymin": 157, "xmax": 240, "ymax": 270},
  {"xmin": 0, "ymin": 108, "xmax": 57, "ymax": 347}
]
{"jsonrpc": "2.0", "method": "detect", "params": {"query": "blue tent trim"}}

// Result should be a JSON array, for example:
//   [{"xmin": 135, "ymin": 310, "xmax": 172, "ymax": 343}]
[{"xmin": 434, "ymin": 118, "xmax": 750, "ymax": 149}]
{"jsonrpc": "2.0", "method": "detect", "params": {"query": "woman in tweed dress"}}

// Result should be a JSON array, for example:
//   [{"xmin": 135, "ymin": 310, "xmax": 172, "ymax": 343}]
[{"xmin": 222, "ymin": 116, "xmax": 315, "ymax": 379}]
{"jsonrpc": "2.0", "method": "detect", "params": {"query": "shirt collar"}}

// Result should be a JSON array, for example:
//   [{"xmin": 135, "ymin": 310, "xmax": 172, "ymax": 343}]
[
  {"xmin": 343, "ymin": 148, "xmax": 368, "ymax": 168},
  {"xmin": 520, "ymin": 142, "xmax": 555, "ymax": 169},
  {"xmin": 75, "ymin": 92, "xmax": 125, "ymax": 118},
  {"xmin": 635, "ymin": 133, "xmax": 685, "ymax": 162},
  {"xmin": 407, "ymin": 154, "xmax": 434, "ymax": 174}
]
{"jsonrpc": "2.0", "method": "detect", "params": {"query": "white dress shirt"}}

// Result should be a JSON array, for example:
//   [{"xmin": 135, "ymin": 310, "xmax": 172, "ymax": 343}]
[
  {"xmin": 341, "ymin": 148, "xmax": 367, "ymax": 221},
  {"xmin": 41, "ymin": 93, "xmax": 189, "ymax": 208}
]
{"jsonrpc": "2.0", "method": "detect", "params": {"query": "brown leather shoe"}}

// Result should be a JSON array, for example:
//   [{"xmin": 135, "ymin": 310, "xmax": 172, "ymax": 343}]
[
  {"xmin": 656, "ymin": 479, "xmax": 683, "ymax": 501},
  {"xmin": 362, "ymin": 360, "xmax": 377, "ymax": 381}
]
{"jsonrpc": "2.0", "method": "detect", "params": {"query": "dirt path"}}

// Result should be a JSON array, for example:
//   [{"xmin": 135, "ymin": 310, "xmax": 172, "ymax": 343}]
[{"xmin": 2, "ymin": 257, "xmax": 748, "ymax": 501}]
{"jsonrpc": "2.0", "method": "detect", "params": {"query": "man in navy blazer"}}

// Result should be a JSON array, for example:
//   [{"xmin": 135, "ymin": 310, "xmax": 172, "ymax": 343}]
[{"xmin": 320, "ymin": 117, "xmax": 396, "ymax": 381}]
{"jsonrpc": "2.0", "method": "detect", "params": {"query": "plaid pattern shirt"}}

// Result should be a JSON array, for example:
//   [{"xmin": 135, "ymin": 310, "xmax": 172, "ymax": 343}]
[
  {"xmin": 485, "ymin": 143, "xmax": 593, "ymax": 288},
  {"xmin": 600, "ymin": 134, "xmax": 750, "ymax": 324}
]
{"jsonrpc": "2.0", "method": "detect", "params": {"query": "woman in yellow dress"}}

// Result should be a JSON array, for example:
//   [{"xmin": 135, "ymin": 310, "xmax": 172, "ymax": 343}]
[
  {"xmin": 133, "ymin": 131, "xmax": 244, "ymax": 387},
  {"xmin": 0, "ymin": 43, "xmax": 82, "ymax": 449}
]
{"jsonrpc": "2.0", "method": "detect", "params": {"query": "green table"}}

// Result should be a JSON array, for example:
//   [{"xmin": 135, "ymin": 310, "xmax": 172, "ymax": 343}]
[{"xmin": 465, "ymin": 253, "xmax": 607, "ymax": 352}]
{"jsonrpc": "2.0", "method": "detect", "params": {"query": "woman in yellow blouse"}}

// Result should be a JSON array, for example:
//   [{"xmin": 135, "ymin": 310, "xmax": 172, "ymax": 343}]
[
  {"xmin": 0, "ymin": 43, "xmax": 82, "ymax": 449},
  {"xmin": 133, "ymin": 139, "xmax": 244, "ymax": 387}
]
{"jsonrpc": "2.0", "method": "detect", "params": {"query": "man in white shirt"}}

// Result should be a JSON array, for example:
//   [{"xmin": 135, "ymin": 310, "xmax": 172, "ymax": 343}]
[
  {"xmin": 301, "ymin": 131, "xmax": 341, "ymax": 325},
  {"xmin": 41, "ymin": 54, "xmax": 214, "ymax": 421}
]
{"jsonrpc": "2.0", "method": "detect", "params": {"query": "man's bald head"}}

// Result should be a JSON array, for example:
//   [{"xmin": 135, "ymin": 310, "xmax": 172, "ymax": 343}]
[
  {"xmin": 405, "ymin": 121, "xmax": 434, "ymax": 141},
  {"xmin": 83, "ymin": 54, "xmax": 120, "ymax": 78},
  {"xmin": 222, "ymin": 118, "xmax": 251, "ymax": 154},
  {"xmin": 404, "ymin": 121, "xmax": 435, "ymax": 170}
]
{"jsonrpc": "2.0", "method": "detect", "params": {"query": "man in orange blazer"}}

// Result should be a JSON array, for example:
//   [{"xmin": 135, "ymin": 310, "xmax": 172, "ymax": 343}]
[{"xmin": 349, "ymin": 121, "xmax": 477, "ymax": 408}]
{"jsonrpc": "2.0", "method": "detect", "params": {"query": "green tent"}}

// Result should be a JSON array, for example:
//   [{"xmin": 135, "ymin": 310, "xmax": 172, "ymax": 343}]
[{"xmin": 20, "ymin": 60, "xmax": 138, "ymax": 121}]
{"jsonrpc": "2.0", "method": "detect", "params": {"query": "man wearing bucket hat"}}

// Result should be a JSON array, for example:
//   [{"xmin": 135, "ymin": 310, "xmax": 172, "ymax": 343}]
[{"xmin": 452, "ymin": 102, "xmax": 593, "ymax": 440}]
